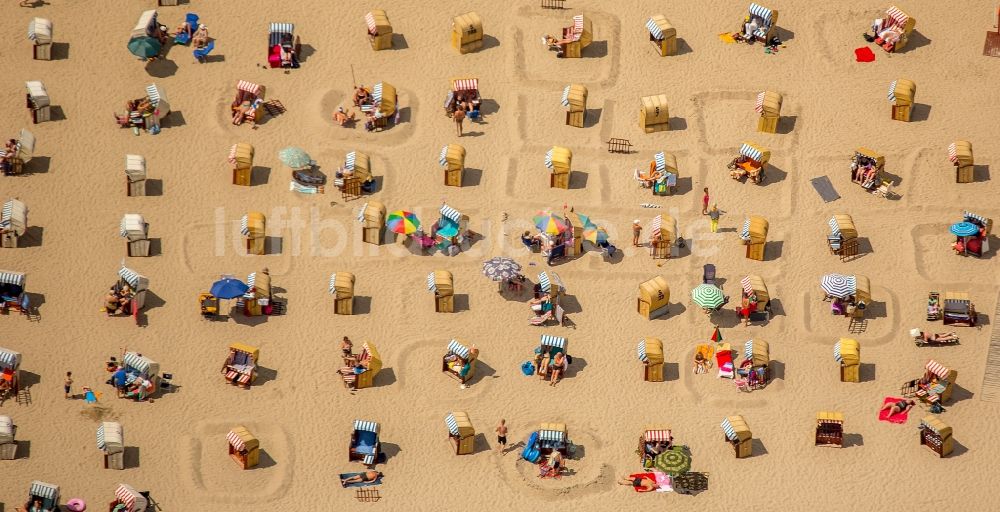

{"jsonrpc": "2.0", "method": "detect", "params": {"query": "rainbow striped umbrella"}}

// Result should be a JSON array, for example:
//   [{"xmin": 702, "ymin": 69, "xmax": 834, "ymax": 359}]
[
  {"xmin": 533, "ymin": 211, "xmax": 568, "ymax": 235},
  {"xmin": 583, "ymin": 226, "xmax": 609, "ymax": 244},
  {"xmin": 387, "ymin": 210, "xmax": 420, "ymax": 235}
]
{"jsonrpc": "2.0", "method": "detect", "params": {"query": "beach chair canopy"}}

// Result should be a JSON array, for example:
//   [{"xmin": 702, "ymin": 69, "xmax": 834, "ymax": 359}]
[
  {"xmin": 561, "ymin": 84, "xmax": 587, "ymax": 110},
  {"xmin": 447, "ymin": 339, "xmax": 471, "ymax": 359},
  {"xmin": 344, "ymin": 150, "xmax": 372, "ymax": 182},
  {"xmin": 646, "ymin": 15, "xmax": 675, "ymax": 40},
  {"xmin": 357, "ymin": 200, "xmax": 386, "ymax": 226},
  {"xmin": 145, "ymin": 84, "xmax": 169, "ymax": 116},
  {"xmin": 428, "ymin": 270, "xmax": 454, "ymax": 295},
  {"xmin": 854, "ymin": 147, "xmax": 884, "ymax": 167},
  {"xmin": 453, "ymin": 12, "xmax": 483, "ymax": 40},
  {"xmin": 828, "ymin": 214, "xmax": 857, "ymax": 240},
  {"xmin": 854, "ymin": 275, "xmax": 871, "ymax": 302},
  {"xmin": 637, "ymin": 337, "xmax": 664, "ymax": 364},
  {"xmin": 539, "ymin": 334, "xmax": 567, "ymax": 353},
  {"xmin": 328, "ymin": 272, "xmax": 355, "ymax": 297},
  {"xmin": 229, "ymin": 143, "xmax": 254, "ymax": 168},
  {"xmin": 123, "ymin": 351, "xmax": 158, "ymax": 377},
  {"xmin": 28, "ymin": 17, "xmax": 52, "ymax": 44},
  {"xmin": 739, "ymin": 142, "xmax": 770, "ymax": 164},
  {"xmin": 0, "ymin": 130, "xmax": 36, "ymax": 164},
  {"xmin": 721, "ymin": 416, "xmax": 751, "ymax": 442},
  {"xmin": 236, "ymin": 80, "xmax": 263, "ymax": 97},
  {"xmin": 119, "ymin": 214, "xmax": 147, "ymax": 241},
  {"xmin": 439, "ymin": 205, "xmax": 463, "ymax": 227},
  {"xmin": 227, "ymin": 426, "xmax": 259, "ymax": 452},
  {"xmin": 0, "ymin": 271, "xmax": 25, "ymax": 297},
  {"xmin": 118, "ymin": 265, "xmax": 148, "ymax": 292},
  {"xmin": 360, "ymin": 342, "xmax": 382, "ymax": 372},
  {"xmin": 97, "ymin": 421, "xmax": 124, "ymax": 453},
  {"xmin": 920, "ymin": 416, "xmax": 951, "ymax": 438},
  {"xmin": 125, "ymin": 154, "xmax": 146, "ymax": 180},
  {"xmin": 754, "ymin": 91, "xmax": 782, "ymax": 117},
  {"xmin": 29, "ymin": 481, "xmax": 59, "ymax": 505},
  {"xmin": 0, "ymin": 415, "xmax": 13, "ymax": 444},
  {"xmin": 568, "ymin": 14, "xmax": 592, "ymax": 45},
  {"xmin": 243, "ymin": 271, "xmax": 270, "ymax": 300},
  {"xmin": 439, "ymin": 144, "xmax": 466, "ymax": 168},
  {"xmin": 1, "ymin": 199, "xmax": 28, "ymax": 237},
  {"xmin": 545, "ymin": 146, "xmax": 572, "ymax": 170},
  {"xmin": 885, "ymin": 6, "xmax": 915, "ymax": 32},
  {"xmin": 653, "ymin": 152, "xmax": 678, "ymax": 174},
  {"xmin": 453, "ymin": 78, "xmax": 479, "ymax": 92},
  {"xmin": 539, "ymin": 423, "xmax": 567, "ymax": 441},
  {"xmin": 744, "ymin": 339, "xmax": 769, "ymax": 367},
  {"xmin": 962, "ymin": 211, "xmax": 990, "ymax": 229},
  {"xmin": 640, "ymin": 94, "xmax": 670, "ymax": 124},
  {"xmin": 229, "ymin": 342, "xmax": 260, "ymax": 363},
  {"xmin": 740, "ymin": 216, "xmax": 769, "ymax": 243},
  {"xmin": 747, "ymin": 3, "xmax": 774, "ymax": 36},
  {"xmin": 372, "ymin": 82, "xmax": 397, "ymax": 117},
  {"xmin": 445, "ymin": 412, "xmax": 474, "ymax": 437},
  {"xmin": 0, "ymin": 347, "xmax": 21, "ymax": 371},
  {"xmin": 942, "ymin": 292, "xmax": 971, "ymax": 315},
  {"xmin": 638, "ymin": 276, "xmax": 670, "ymax": 305},
  {"xmin": 643, "ymin": 426, "xmax": 671, "ymax": 442},
  {"xmin": 537, "ymin": 271, "xmax": 565, "ymax": 294},
  {"xmin": 887, "ymin": 79, "xmax": 915, "ymax": 104},
  {"xmin": 365, "ymin": 10, "xmax": 391, "ymax": 35},
  {"xmin": 114, "ymin": 484, "xmax": 148, "ymax": 512},
  {"xmin": 817, "ymin": 411, "xmax": 844, "ymax": 425},
  {"xmin": 131, "ymin": 10, "xmax": 158, "ymax": 39},
  {"xmin": 925, "ymin": 360, "xmax": 951, "ymax": 380},
  {"xmin": 834, "ymin": 338, "xmax": 860, "ymax": 365},
  {"xmin": 948, "ymin": 141, "xmax": 973, "ymax": 166},
  {"xmin": 649, "ymin": 214, "xmax": 676, "ymax": 242},
  {"xmin": 25, "ymin": 81, "xmax": 49, "ymax": 107},
  {"xmin": 740, "ymin": 275, "xmax": 769, "ymax": 303},
  {"xmin": 240, "ymin": 212, "xmax": 266, "ymax": 239},
  {"xmin": 354, "ymin": 419, "xmax": 380, "ymax": 435},
  {"xmin": 269, "ymin": 22, "xmax": 294, "ymax": 43}
]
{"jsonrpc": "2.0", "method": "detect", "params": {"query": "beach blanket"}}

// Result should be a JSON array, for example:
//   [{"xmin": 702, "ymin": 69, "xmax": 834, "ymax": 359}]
[
  {"xmin": 855, "ymin": 47, "xmax": 875, "ymax": 62},
  {"xmin": 340, "ymin": 473, "xmax": 382, "ymax": 488},
  {"xmin": 810, "ymin": 176, "xmax": 840, "ymax": 202},
  {"xmin": 718, "ymin": 32, "xmax": 736, "ymax": 44},
  {"xmin": 652, "ymin": 470, "xmax": 673, "ymax": 493},
  {"xmin": 879, "ymin": 396, "xmax": 910, "ymax": 424}
]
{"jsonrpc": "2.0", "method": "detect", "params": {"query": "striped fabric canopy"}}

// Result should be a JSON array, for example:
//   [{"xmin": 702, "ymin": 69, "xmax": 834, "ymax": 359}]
[
  {"xmin": 637, "ymin": 339, "xmax": 649, "ymax": 362},
  {"xmin": 0, "ymin": 270, "xmax": 25, "ymax": 287},
  {"xmin": 833, "ymin": 340, "xmax": 845, "ymax": 363},
  {"xmin": 96, "ymin": 421, "xmax": 123, "ymax": 451},
  {"xmin": 748, "ymin": 3, "xmax": 772, "ymax": 24},
  {"xmin": 820, "ymin": 273, "xmax": 856, "ymax": 299},
  {"xmin": 0, "ymin": 348, "xmax": 21, "ymax": 369},
  {"xmin": 426, "ymin": 272, "xmax": 438, "ymax": 293},
  {"xmin": 649, "ymin": 215, "xmax": 663, "ymax": 239},
  {"xmin": 328, "ymin": 273, "xmax": 338, "ymax": 294},
  {"xmin": 444, "ymin": 413, "xmax": 460, "ymax": 436},
  {"xmin": 118, "ymin": 266, "xmax": 140, "ymax": 288},
  {"xmin": 740, "ymin": 276, "xmax": 754, "ymax": 295},
  {"xmin": 226, "ymin": 429, "xmax": 246, "ymax": 451},
  {"xmin": 926, "ymin": 360, "xmax": 949, "ymax": 379},
  {"xmin": 743, "ymin": 340, "xmax": 757, "ymax": 360},
  {"xmin": 561, "ymin": 85, "xmax": 572, "ymax": 107},
  {"xmin": 740, "ymin": 218, "xmax": 751, "ymax": 241},
  {"xmin": 344, "ymin": 151, "xmax": 357, "ymax": 171},
  {"xmin": 721, "ymin": 418, "xmax": 738, "ymax": 441},
  {"xmin": 544, "ymin": 148, "xmax": 555, "ymax": 168},
  {"xmin": 538, "ymin": 271, "xmax": 551, "ymax": 293},
  {"xmin": 0, "ymin": 199, "xmax": 26, "ymax": 236},
  {"xmin": 439, "ymin": 145, "xmax": 450, "ymax": 166},
  {"xmin": 373, "ymin": 83, "xmax": 384, "ymax": 104},
  {"xmin": 571, "ymin": 15, "xmax": 585, "ymax": 41},
  {"xmin": 539, "ymin": 429, "xmax": 566, "ymax": 441},
  {"xmin": 828, "ymin": 217, "xmax": 841, "ymax": 237},
  {"xmin": 354, "ymin": 419, "xmax": 380, "ymax": 433},
  {"xmin": 120, "ymin": 214, "xmax": 145, "ymax": 239},
  {"xmin": 240, "ymin": 215, "xmax": 250, "ymax": 236},
  {"xmin": 240, "ymin": 271, "xmax": 258, "ymax": 301},
  {"xmin": 145, "ymin": 84, "xmax": 164, "ymax": 108},
  {"xmin": 947, "ymin": 143, "xmax": 958, "ymax": 163},
  {"xmin": 645, "ymin": 429, "xmax": 671, "ymax": 442},
  {"xmin": 227, "ymin": 144, "xmax": 240, "ymax": 164},
  {"xmin": 447, "ymin": 339, "xmax": 470, "ymax": 359},
  {"xmin": 28, "ymin": 18, "xmax": 52, "ymax": 43},
  {"xmin": 739, "ymin": 143, "xmax": 763, "ymax": 162},
  {"xmin": 30, "ymin": 481, "xmax": 58, "ymax": 500},
  {"xmin": 887, "ymin": 80, "xmax": 899, "ymax": 102},
  {"xmin": 753, "ymin": 92, "xmax": 766, "ymax": 114},
  {"xmin": 236, "ymin": 80, "xmax": 261, "ymax": 96},
  {"xmin": 356, "ymin": 202, "xmax": 369, "ymax": 223},
  {"xmin": 646, "ymin": 17, "xmax": 664, "ymax": 39},
  {"xmin": 654, "ymin": 152, "xmax": 667, "ymax": 172},
  {"xmin": 0, "ymin": 415, "xmax": 12, "ymax": 438},
  {"xmin": 540, "ymin": 334, "xmax": 566, "ymax": 349},
  {"xmin": 963, "ymin": 211, "xmax": 988, "ymax": 225},
  {"xmin": 126, "ymin": 154, "xmax": 146, "ymax": 173},
  {"xmin": 115, "ymin": 484, "xmax": 146, "ymax": 512},
  {"xmin": 919, "ymin": 418, "xmax": 943, "ymax": 434},
  {"xmin": 886, "ymin": 6, "xmax": 908, "ymax": 28},
  {"xmin": 123, "ymin": 352, "xmax": 151, "ymax": 374},
  {"xmin": 453, "ymin": 78, "xmax": 478, "ymax": 91},
  {"xmin": 364, "ymin": 12, "xmax": 377, "ymax": 33},
  {"xmin": 269, "ymin": 22, "xmax": 294, "ymax": 34},
  {"xmin": 440, "ymin": 204, "xmax": 462, "ymax": 223}
]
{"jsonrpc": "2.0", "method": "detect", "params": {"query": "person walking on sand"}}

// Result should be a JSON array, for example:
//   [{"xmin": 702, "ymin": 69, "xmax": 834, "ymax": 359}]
[
  {"xmin": 702, "ymin": 187, "xmax": 710, "ymax": 215},
  {"xmin": 495, "ymin": 419, "xmax": 508, "ymax": 455},
  {"xmin": 64, "ymin": 371, "xmax": 73, "ymax": 399},
  {"xmin": 453, "ymin": 108, "xmax": 466, "ymax": 136},
  {"xmin": 632, "ymin": 219, "xmax": 642, "ymax": 246},
  {"xmin": 708, "ymin": 204, "xmax": 723, "ymax": 233}
]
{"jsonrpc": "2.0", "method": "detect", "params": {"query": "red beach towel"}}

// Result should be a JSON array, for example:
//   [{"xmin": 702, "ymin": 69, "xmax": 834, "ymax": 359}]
[
  {"xmin": 855, "ymin": 47, "xmax": 875, "ymax": 62},
  {"xmin": 879, "ymin": 396, "xmax": 910, "ymax": 424}
]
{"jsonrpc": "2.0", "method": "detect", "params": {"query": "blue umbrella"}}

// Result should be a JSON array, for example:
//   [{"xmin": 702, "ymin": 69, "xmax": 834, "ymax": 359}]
[
  {"xmin": 278, "ymin": 147, "xmax": 312, "ymax": 169},
  {"xmin": 949, "ymin": 222, "xmax": 979, "ymax": 237},
  {"xmin": 210, "ymin": 277, "xmax": 249, "ymax": 299},
  {"xmin": 128, "ymin": 36, "xmax": 162, "ymax": 60}
]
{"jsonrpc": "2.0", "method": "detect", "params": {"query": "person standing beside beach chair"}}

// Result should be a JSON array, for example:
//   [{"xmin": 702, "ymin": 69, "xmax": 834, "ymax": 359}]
[{"xmin": 453, "ymin": 108, "xmax": 466, "ymax": 136}]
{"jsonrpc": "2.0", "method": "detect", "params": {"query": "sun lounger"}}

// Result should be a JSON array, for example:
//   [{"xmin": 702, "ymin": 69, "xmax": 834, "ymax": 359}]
[{"xmin": 194, "ymin": 40, "xmax": 215, "ymax": 63}]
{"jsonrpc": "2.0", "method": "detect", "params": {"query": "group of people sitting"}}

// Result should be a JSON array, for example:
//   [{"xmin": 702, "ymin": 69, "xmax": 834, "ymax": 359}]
[
  {"xmin": 640, "ymin": 436, "xmax": 675, "ymax": 467},
  {"xmin": 174, "ymin": 21, "xmax": 210, "ymax": 48},
  {"xmin": 850, "ymin": 154, "xmax": 881, "ymax": 190},
  {"xmin": 444, "ymin": 90, "xmax": 481, "ymax": 119},
  {"xmin": 521, "ymin": 231, "xmax": 568, "ymax": 266},
  {"xmin": 533, "ymin": 347, "xmax": 568, "ymax": 386},
  {"xmin": 352, "ymin": 85, "xmax": 388, "ymax": 132},
  {"xmin": 106, "ymin": 358, "xmax": 154, "ymax": 401},
  {"xmin": 103, "ymin": 283, "xmax": 135, "ymax": 316},
  {"xmin": 636, "ymin": 161, "xmax": 676, "ymax": 193},
  {"xmin": 231, "ymin": 96, "xmax": 262, "ymax": 127},
  {"xmin": 0, "ymin": 138, "xmax": 18, "ymax": 175},
  {"xmin": 115, "ymin": 97, "xmax": 156, "ymax": 129},
  {"xmin": 828, "ymin": 295, "xmax": 864, "ymax": 317},
  {"xmin": 269, "ymin": 32, "xmax": 298, "ymax": 68},
  {"xmin": 866, "ymin": 17, "xmax": 904, "ymax": 52},
  {"xmin": 338, "ymin": 336, "xmax": 373, "ymax": 388},
  {"xmin": 727, "ymin": 155, "xmax": 764, "ymax": 183}
]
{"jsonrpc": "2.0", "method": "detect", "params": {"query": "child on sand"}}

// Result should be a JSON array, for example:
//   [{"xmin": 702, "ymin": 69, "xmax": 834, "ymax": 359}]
[
  {"xmin": 64, "ymin": 371, "xmax": 73, "ymax": 399},
  {"xmin": 495, "ymin": 419, "xmax": 508, "ymax": 454}
]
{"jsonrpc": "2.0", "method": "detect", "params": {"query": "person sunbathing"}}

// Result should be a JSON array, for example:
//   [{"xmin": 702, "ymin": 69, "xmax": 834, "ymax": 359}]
[
  {"xmin": 333, "ymin": 106, "xmax": 357, "ymax": 126},
  {"xmin": 879, "ymin": 399, "xmax": 915, "ymax": 417},
  {"xmin": 921, "ymin": 332, "xmax": 959, "ymax": 343},
  {"xmin": 619, "ymin": 474, "xmax": 658, "ymax": 492},
  {"xmin": 542, "ymin": 34, "xmax": 574, "ymax": 47},
  {"xmin": 232, "ymin": 101, "xmax": 258, "ymax": 126},
  {"xmin": 693, "ymin": 353, "xmax": 709, "ymax": 374},
  {"xmin": 192, "ymin": 25, "xmax": 209, "ymax": 48},
  {"xmin": 549, "ymin": 352, "xmax": 566, "ymax": 386},
  {"xmin": 341, "ymin": 471, "xmax": 382, "ymax": 486}
]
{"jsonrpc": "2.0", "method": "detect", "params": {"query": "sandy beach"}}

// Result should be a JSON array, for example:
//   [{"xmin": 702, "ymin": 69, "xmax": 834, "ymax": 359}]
[{"xmin": 2, "ymin": 0, "xmax": 1000, "ymax": 510}]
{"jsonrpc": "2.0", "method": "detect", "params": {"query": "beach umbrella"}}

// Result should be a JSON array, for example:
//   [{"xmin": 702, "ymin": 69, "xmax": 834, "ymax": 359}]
[
  {"xmin": 210, "ymin": 277, "xmax": 249, "ymax": 299},
  {"xmin": 127, "ymin": 36, "xmax": 161, "ymax": 59},
  {"xmin": 482, "ymin": 257, "xmax": 521, "ymax": 281},
  {"xmin": 653, "ymin": 447, "xmax": 691, "ymax": 476},
  {"xmin": 583, "ymin": 226, "xmax": 609, "ymax": 244},
  {"xmin": 570, "ymin": 212, "xmax": 597, "ymax": 231},
  {"xmin": 533, "ymin": 212, "xmax": 568, "ymax": 235},
  {"xmin": 949, "ymin": 222, "xmax": 980, "ymax": 237},
  {"xmin": 387, "ymin": 211, "xmax": 420, "ymax": 235},
  {"xmin": 710, "ymin": 326, "xmax": 723, "ymax": 343},
  {"xmin": 820, "ymin": 273, "xmax": 856, "ymax": 299},
  {"xmin": 691, "ymin": 284, "xmax": 725, "ymax": 310},
  {"xmin": 278, "ymin": 147, "xmax": 312, "ymax": 169}
]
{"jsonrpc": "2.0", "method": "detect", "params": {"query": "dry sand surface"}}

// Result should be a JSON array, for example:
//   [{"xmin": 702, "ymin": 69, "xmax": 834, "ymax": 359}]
[{"xmin": 2, "ymin": 0, "xmax": 1000, "ymax": 510}]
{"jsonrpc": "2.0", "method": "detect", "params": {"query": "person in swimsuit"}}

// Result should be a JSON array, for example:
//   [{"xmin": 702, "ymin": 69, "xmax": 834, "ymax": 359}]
[
  {"xmin": 341, "ymin": 470, "xmax": 382, "ymax": 486},
  {"xmin": 495, "ymin": 419, "xmax": 508, "ymax": 454},
  {"xmin": 341, "ymin": 336, "xmax": 353, "ymax": 358},
  {"xmin": 549, "ymin": 352, "xmax": 566, "ymax": 386},
  {"xmin": 880, "ymin": 399, "xmax": 915, "ymax": 417},
  {"xmin": 619, "ymin": 474, "xmax": 658, "ymax": 492},
  {"xmin": 922, "ymin": 332, "xmax": 959, "ymax": 343}
]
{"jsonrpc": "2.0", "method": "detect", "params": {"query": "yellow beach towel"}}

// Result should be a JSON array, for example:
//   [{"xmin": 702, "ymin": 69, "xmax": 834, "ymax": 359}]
[{"xmin": 719, "ymin": 32, "xmax": 736, "ymax": 44}]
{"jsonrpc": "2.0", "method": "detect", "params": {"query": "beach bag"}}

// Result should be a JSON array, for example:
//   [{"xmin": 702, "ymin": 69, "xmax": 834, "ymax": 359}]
[
  {"xmin": 565, "ymin": 354, "xmax": 573, "ymax": 365},
  {"xmin": 521, "ymin": 361, "xmax": 535, "ymax": 376}
]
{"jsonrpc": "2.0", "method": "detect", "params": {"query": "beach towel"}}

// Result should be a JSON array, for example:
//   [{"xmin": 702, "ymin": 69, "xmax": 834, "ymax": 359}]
[
  {"xmin": 340, "ymin": 473, "xmax": 382, "ymax": 488},
  {"xmin": 652, "ymin": 470, "xmax": 673, "ymax": 493},
  {"xmin": 84, "ymin": 389, "xmax": 101, "ymax": 403},
  {"xmin": 810, "ymin": 176, "xmax": 840, "ymax": 202},
  {"xmin": 879, "ymin": 397, "xmax": 910, "ymax": 424},
  {"xmin": 855, "ymin": 47, "xmax": 875, "ymax": 62},
  {"xmin": 718, "ymin": 32, "xmax": 736, "ymax": 44}
]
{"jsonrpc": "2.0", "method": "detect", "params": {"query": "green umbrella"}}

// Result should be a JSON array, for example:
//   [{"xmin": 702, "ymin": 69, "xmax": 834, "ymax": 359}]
[
  {"xmin": 128, "ymin": 36, "xmax": 162, "ymax": 60},
  {"xmin": 278, "ymin": 147, "xmax": 312, "ymax": 169},
  {"xmin": 653, "ymin": 447, "xmax": 691, "ymax": 476},
  {"xmin": 691, "ymin": 284, "xmax": 725, "ymax": 310}
]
